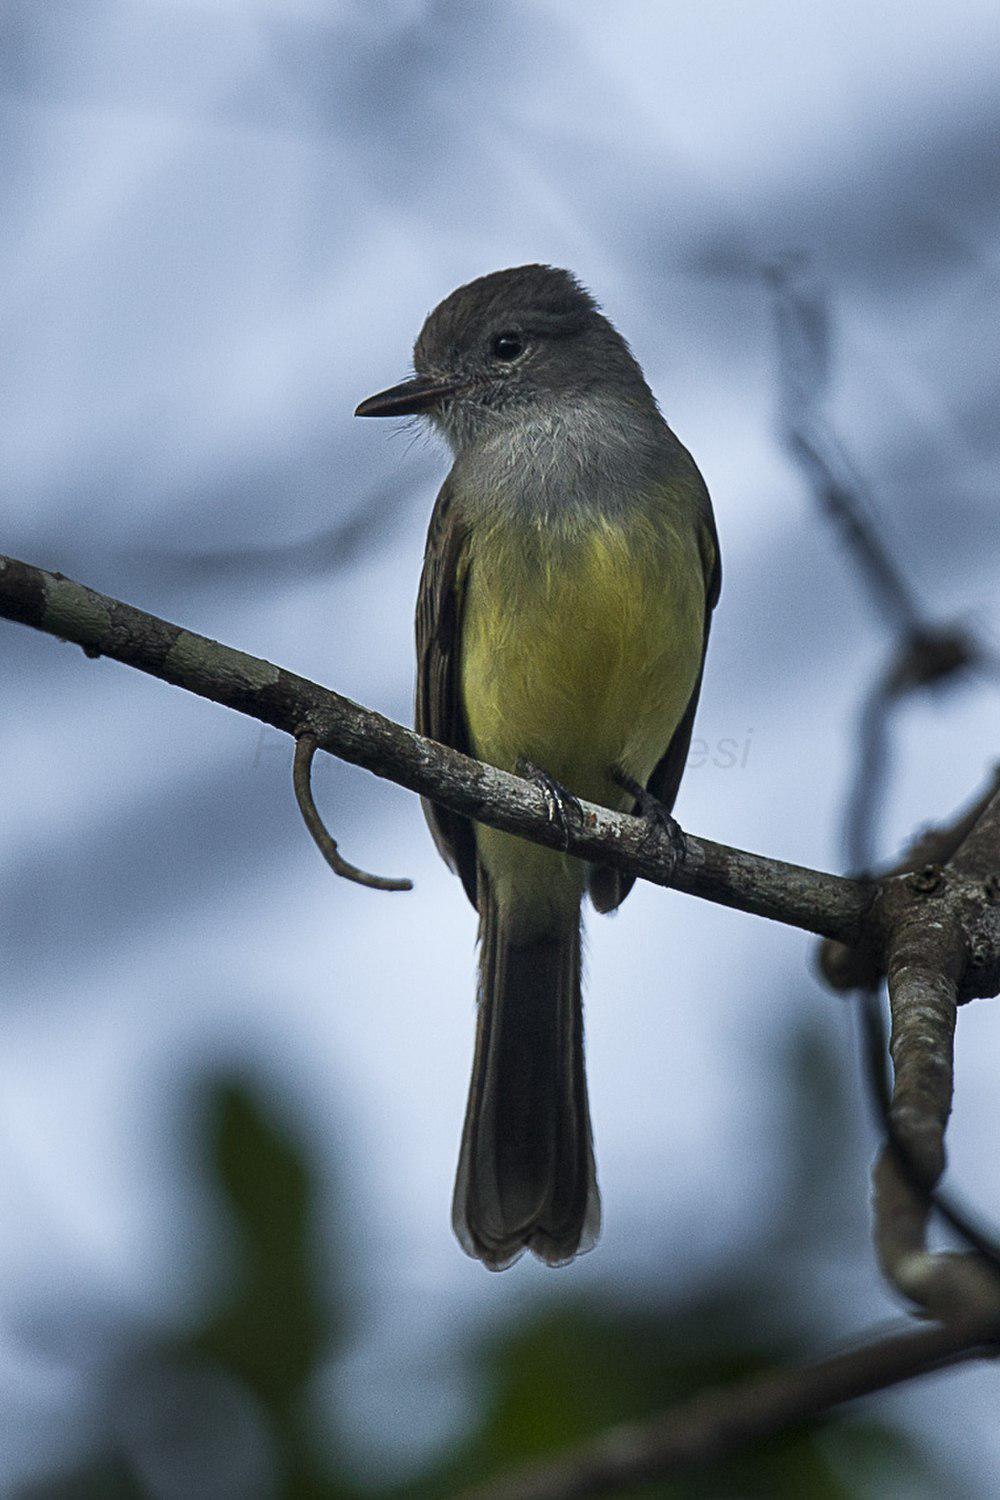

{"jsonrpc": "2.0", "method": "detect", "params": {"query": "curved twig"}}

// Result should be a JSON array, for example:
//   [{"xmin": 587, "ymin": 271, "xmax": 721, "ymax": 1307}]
[
  {"xmin": 871, "ymin": 911, "xmax": 1000, "ymax": 1321},
  {"xmin": 843, "ymin": 628, "xmax": 981, "ymax": 874},
  {"xmin": 861, "ymin": 985, "xmax": 1000, "ymax": 1306},
  {"xmin": 293, "ymin": 733, "xmax": 412, "ymax": 892}
]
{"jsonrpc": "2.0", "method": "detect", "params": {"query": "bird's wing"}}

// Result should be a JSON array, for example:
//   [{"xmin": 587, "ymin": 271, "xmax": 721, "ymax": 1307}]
[
  {"xmin": 415, "ymin": 473, "xmax": 479, "ymax": 907},
  {"xmin": 645, "ymin": 494, "xmax": 721, "ymax": 813},
  {"xmin": 590, "ymin": 461, "xmax": 721, "ymax": 915}
]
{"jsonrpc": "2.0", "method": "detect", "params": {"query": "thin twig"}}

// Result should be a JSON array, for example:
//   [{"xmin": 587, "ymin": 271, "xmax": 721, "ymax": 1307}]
[
  {"xmin": 457, "ymin": 1318, "xmax": 997, "ymax": 1500},
  {"xmin": 843, "ymin": 674, "xmax": 896, "ymax": 872},
  {"xmin": 842, "ymin": 626, "xmax": 981, "ymax": 874},
  {"xmin": 293, "ymin": 733, "xmax": 412, "ymax": 892},
  {"xmin": 789, "ymin": 436, "xmax": 921, "ymax": 633},
  {"xmin": 842, "ymin": 627, "xmax": 981, "ymax": 874},
  {"xmin": 768, "ymin": 258, "xmax": 980, "ymax": 873},
  {"xmin": 765, "ymin": 256, "xmax": 922, "ymax": 634}
]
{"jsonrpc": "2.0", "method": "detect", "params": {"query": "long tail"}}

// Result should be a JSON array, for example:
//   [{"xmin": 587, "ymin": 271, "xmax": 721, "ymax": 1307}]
[{"xmin": 452, "ymin": 884, "xmax": 600, "ymax": 1269}]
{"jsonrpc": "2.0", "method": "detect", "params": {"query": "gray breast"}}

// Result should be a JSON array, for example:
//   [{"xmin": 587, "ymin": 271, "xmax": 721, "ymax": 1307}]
[{"xmin": 452, "ymin": 395, "xmax": 676, "ymax": 525}]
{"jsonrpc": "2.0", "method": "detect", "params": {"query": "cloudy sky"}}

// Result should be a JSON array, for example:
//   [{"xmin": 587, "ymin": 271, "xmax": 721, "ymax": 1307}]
[{"xmin": 2, "ymin": 1, "xmax": 999, "ymax": 1492}]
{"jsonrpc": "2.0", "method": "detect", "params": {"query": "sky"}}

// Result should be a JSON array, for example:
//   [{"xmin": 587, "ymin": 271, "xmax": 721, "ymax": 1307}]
[{"xmin": 2, "ymin": 1, "xmax": 1000, "ymax": 1492}]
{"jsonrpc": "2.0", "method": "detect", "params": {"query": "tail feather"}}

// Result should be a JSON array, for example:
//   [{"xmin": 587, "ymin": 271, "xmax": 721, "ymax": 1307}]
[{"xmin": 453, "ymin": 884, "xmax": 600, "ymax": 1269}]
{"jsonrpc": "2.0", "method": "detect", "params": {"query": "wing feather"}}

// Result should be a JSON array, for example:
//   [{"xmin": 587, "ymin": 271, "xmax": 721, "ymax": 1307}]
[{"xmin": 415, "ymin": 475, "xmax": 479, "ymax": 906}]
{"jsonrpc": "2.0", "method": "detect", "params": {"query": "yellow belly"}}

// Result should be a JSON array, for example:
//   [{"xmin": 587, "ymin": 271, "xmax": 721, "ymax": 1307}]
[{"xmin": 460, "ymin": 507, "xmax": 705, "ymax": 925}]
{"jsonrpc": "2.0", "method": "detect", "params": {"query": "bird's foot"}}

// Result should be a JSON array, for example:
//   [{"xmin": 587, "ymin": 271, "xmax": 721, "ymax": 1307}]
[
  {"xmin": 517, "ymin": 759, "xmax": 583, "ymax": 853},
  {"xmin": 611, "ymin": 766, "xmax": 688, "ymax": 873}
]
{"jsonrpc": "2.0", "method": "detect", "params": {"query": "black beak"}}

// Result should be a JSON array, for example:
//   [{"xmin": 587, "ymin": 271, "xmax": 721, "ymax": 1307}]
[{"xmin": 354, "ymin": 375, "xmax": 459, "ymax": 418}]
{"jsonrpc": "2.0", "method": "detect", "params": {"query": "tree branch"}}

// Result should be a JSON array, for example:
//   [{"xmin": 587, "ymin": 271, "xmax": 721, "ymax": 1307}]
[
  {"xmin": 0, "ymin": 553, "xmax": 869, "ymax": 941},
  {"xmin": 457, "ymin": 1317, "xmax": 998, "ymax": 1500}
]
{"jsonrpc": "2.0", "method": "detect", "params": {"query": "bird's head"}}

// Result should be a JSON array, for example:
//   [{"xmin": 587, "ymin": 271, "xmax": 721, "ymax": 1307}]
[{"xmin": 355, "ymin": 264, "xmax": 653, "ymax": 451}]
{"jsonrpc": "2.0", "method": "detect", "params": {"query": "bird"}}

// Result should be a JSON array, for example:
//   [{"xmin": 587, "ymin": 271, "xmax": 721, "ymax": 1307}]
[{"xmin": 356, "ymin": 265, "xmax": 720, "ymax": 1269}]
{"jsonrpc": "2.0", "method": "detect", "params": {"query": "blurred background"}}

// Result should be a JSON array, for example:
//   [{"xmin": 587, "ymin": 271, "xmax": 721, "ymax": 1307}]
[{"xmin": 2, "ymin": 2, "xmax": 999, "ymax": 1495}]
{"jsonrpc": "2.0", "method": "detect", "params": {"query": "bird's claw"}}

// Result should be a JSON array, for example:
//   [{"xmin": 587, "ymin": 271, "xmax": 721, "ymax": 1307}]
[
  {"xmin": 517, "ymin": 759, "xmax": 583, "ymax": 852},
  {"xmin": 611, "ymin": 766, "xmax": 688, "ymax": 873}
]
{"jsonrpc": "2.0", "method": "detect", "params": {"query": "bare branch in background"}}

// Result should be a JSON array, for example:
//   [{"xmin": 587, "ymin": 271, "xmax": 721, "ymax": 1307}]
[
  {"xmin": 843, "ymin": 628, "xmax": 981, "ymax": 871},
  {"xmin": 847, "ymin": 628, "xmax": 982, "ymax": 869},
  {"xmin": 765, "ymin": 255, "xmax": 984, "ymax": 870},
  {"xmin": 765, "ymin": 253, "xmax": 921, "ymax": 635},
  {"xmin": 844, "ymin": 675, "xmax": 895, "ymax": 874},
  {"xmin": 293, "ymin": 733, "xmax": 412, "ymax": 892},
  {"xmin": 457, "ymin": 1318, "xmax": 998, "ymax": 1500}
]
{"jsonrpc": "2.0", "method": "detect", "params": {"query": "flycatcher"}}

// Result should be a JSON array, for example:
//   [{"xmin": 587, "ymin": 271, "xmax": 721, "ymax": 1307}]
[{"xmin": 357, "ymin": 265, "xmax": 720, "ymax": 1269}]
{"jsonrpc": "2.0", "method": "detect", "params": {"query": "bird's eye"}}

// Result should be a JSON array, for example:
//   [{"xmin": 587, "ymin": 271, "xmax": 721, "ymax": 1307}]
[{"xmin": 491, "ymin": 331, "xmax": 524, "ymax": 361}]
